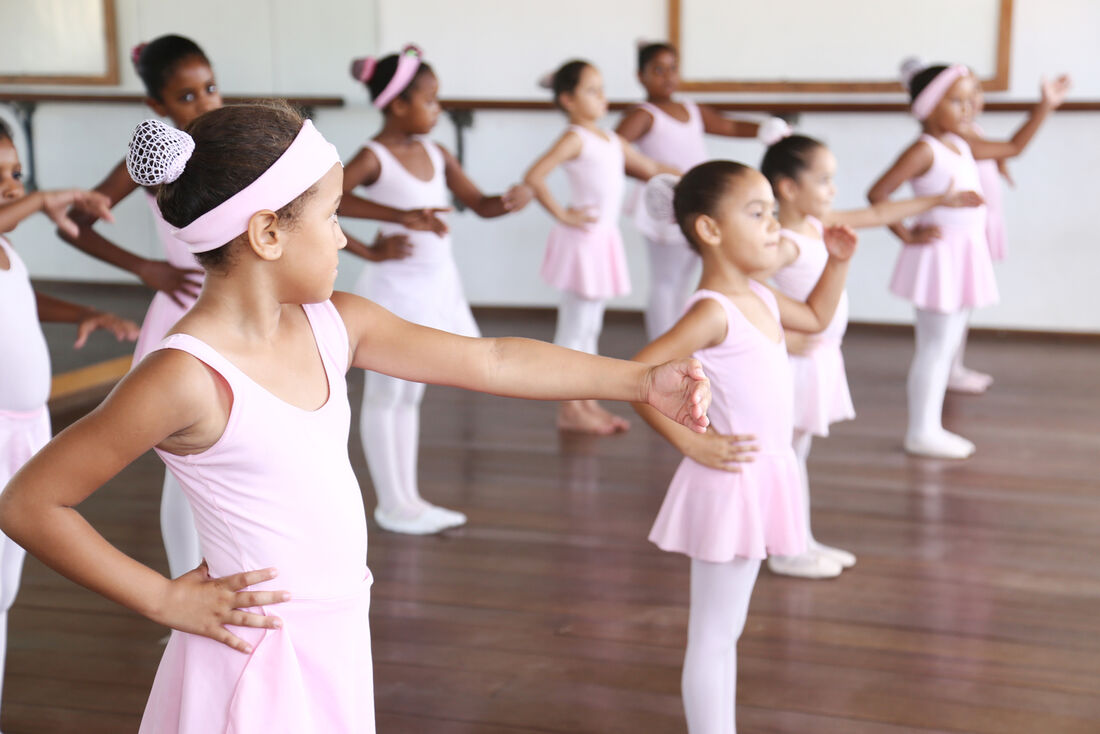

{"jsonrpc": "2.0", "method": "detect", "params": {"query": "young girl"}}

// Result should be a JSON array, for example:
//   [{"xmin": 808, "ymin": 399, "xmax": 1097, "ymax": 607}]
[
  {"xmin": 341, "ymin": 45, "xmax": 534, "ymax": 535},
  {"xmin": 0, "ymin": 123, "xmax": 139, "ymax": 719},
  {"xmin": 868, "ymin": 62, "xmax": 1071, "ymax": 458},
  {"xmin": 62, "ymin": 35, "xmax": 412, "ymax": 572},
  {"xmin": 525, "ymin": 59, "xmax": 674, "ymax": 435},
  {"xmin": 635, "ymin": 163, "xmax": 857, "ymax": 734},
  {"xmin": 617, "ymin": 42, "xmax": 791, "ymax": 341},
  {"xmin": 760, "ymin": 133, "xmax": 982, "ymax": 579},
  {"xmin": 0, "ymin": 103, "xmax": 710, "ymax": 733}
]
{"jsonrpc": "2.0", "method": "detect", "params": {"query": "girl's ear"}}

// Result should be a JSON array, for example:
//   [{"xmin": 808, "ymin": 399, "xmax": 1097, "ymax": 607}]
[
  {"xmin": 145, "ymin": 96, "xmax": 168, "ymax": 118},
  {"xmin": 776, "ymin": 176, "xmax": 798, "ymax": 203},
  {"xmin": 693, "ymin": 213, "xmax": 721, "ymax": 248},
  {"xmin": 246, "ymin": 210, "xmax": 284, "ymax": 261}
]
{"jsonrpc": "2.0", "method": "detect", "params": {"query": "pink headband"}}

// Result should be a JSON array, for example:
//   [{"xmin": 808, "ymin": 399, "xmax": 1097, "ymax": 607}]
[
  {"xmin": 372, "ymin": 45, "xmax": 423, "ymax": 109},
  {"xmin": 910, "ymin": 64, "xmax": 969, "ymax": 121}
]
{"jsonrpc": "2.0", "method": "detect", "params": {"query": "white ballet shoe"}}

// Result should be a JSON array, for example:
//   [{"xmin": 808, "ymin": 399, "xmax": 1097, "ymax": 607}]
[
  {"xmin": 904, "ymin": 430, "xmax": 975, "ymax": 459},
  {"xmin": 767, "ymin": 552, "xmax": 843, "ymax": 579},
  {"xmin": 374, "ymin": 504, "xmax": 466, "ymax": 535},
  {"xmin": 947, "ymin": 367, "xmax": 994, "ymax": 394},
  {"xmin": 812, "ymin": 541, "xmax": 856, "ymax": 569}
]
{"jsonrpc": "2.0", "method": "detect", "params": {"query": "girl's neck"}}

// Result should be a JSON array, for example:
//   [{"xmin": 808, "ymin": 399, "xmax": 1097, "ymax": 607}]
[
  {"xmin": 921, "ymin": 121, "xmax": 955, "ymax": 142},
  {"xmin": 777, "ymin": 203, "xmax": 808, "ymax": 231},
  {"xmin": 191, "ymin": 269, "xmax": 292, "ymax": 346},
  {"xmin": 645, "ymin": 92, "xmax": 674, "ymax": 105},
  {"xmin": 375, "ymin": 119, "xmax": 420, "ymax": 145},
  {"xmin": 697, "ymin": 252, "xmax": 756, "ymax": 296},
  {"xmin": 568, "ymin": 116, "xmax": 601, "ymax": 131}
]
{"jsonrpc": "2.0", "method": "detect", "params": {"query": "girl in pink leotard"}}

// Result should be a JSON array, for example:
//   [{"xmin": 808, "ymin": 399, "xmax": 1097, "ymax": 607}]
[
  {"xmin": 635, "ymin": 164, "xmax": 857, "ymax": 734},
  {"xmin": 617, "ymin": 42, "xmax": 791, "ymax": 341},
  {"xmin": 0, "ymin": 122, "xmax": 138, "ymax": 722},
  {"xmin": 759, "ymin": 133, "xmax": 981, "ymax": 579},
  {"xmin": 341, "ymin": 45, "xmax": 535, "ymax": 535},
  {"xmin": 869, "ymin": 61, "xmax": 1071, "ymax": 459},
  {"xmin": 525, "ymin": 59, "xmax": 673, "ymax": 435},
  {"xmin": 0, "ymin": 103, "xmax": 711, "ymax": 733}
]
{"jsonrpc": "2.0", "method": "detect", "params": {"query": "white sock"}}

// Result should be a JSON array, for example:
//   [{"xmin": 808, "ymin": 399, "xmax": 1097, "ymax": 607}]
[
  {"xmin": 906, "ymin": 308, "xmax": 974, "ymax": 455},
  {"xmin": 0, "ymin": 532, "xmax": 27, "ymax": 710},
  {"xmin": 555, "ymin": 292, "xmax": 606, "ymax": 355},
  {"xmin": 682, "ymin": 557, "xmax": 761, "ymax": 734},
  {"xmin": 160, "ymin": 470, "xmax": 202, "ymax": 579}
]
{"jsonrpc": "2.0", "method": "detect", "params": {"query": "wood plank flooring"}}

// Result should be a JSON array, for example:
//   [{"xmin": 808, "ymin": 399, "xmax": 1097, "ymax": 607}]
[{"xmin": 3, "ymin": 295, "xmax": 1098, "ymax": 732}]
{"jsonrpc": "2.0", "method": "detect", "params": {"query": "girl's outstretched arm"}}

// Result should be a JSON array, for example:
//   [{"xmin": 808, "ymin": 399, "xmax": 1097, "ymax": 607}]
[
  {"xmin": 339, "ymin": 146, "xmax": 450, "ymax": 235},
  {"xmin": 0, "ymin": 189, "xmax": 112, "ymax": 236},
  {"xmin": 439, "ymin": 145, "xmax": 533, "ymax": 218},
  {"xmin": 826, "ymin": 187, "xmax": 982, "ymax": 229},
  {"xmin": 620, "ymin": 134, "xmax": 679, "ymax": 181},
  {"xmin": 59, "ymin": 161, "xmax": 202, "ymax": 306},
  {"xmin": 333, "ymin": 292, "xmax": 710, "ymax": 433},
  {"xmin": 698, "ymin": 105, "xmax": 761, "ymax": 138},
  {"xmin": 633, "ymin": 299, "xmax": 757, "ymax": 471},
  {"xmin": 0, "ymin": 353, "xmax": 289, "ymax": 653},
  {"xmin": 34, "ymin": 292, "xmax": 139, "ymax": 347},
  {"xmin": 967, "ymin": 75, "xmax": 1071, "ymax": 160},
  {"xmin": 767, "ymin": 225, "xmax": 858, "ymax": 332},
  {"xmin": 867, "ymin": 142, "xmax": 943, "ymax": 245},
  {"xmin": 523, "ymin": 130, "xmax": 596, "ymax": 228}
]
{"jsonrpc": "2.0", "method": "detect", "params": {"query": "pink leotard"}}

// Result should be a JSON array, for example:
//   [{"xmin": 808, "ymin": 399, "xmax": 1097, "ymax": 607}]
[
  {"xmin": 141, "ymin": 301, "xmax": 374, "ymax": 733},
  {"xmin": 0, "ymin": 237, "xmax": 52, "ymax": 485},
  {"xmin": 540, "ymin": 125, "xmax": 630, "ymax": 300},
  {"xmin": 890, "ymin": 133, "xmax": 997, "ymax": 313},
  {"xmin": 630, "ymin": 100, "xmax": 708, "ymax": 244},
  {"xmin": 649, "ymin": 284, "xmax": 806, "ymax": 562},
  {"xmin": 132, "ymin": 192, "xmax": 205, "ymax": 362},
  {"xmin": 352, "ymin": 137, "xmax": 478, "ymax": 337},
  {"xmin": 774, "ymin": 216, "xmax": 855, "ymax": 437}
]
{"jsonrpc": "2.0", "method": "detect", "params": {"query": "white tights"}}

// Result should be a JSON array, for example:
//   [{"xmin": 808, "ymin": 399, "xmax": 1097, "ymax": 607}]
[
  {"xmin": 645, "ymin": 237, "xmax": 700, "ymax": 342},
  {"xmin": 682, "ymin": 557, "xmax": 761, "ymax": 734},
  {"xmin": 792, "ymin": 429, "xmax": 816, "ymax": 546},
  {"xmin": 908, "ymin": 308, "xmax": 971, "ymax": 441},
  {"xmin": 0, "ymin": 532, "xmax": 24, "ymax": 709},
  {"xmin": 161, "ymin": 471, "xmax": 202, "ymax": 579},
  {"xmin": 554, "ymin": 292, "xmax": 606, "ymax": 355},
  {"xmin": 360, "ymin": 372, "xmax": 427, "ymax": 515}
]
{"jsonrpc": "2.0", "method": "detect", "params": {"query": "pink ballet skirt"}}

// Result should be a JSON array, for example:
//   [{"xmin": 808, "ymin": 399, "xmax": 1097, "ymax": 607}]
[
  {"xmin": 774, "ymin": 217, "xmax": 855, "ymax": 437},
  {"xmin": 541, "ymin": 125, "xmax": 631, "ymax": 300},
  {"xmin": 541, "ymin": 222, "xmax": 630, "ymax": 300},
  {"xmin": 1, "ymin": 406, "xmax": 51, "ymax": 486},
  {"xmin": 890, "ymin": 134, "xmax": 998, "ymax": 313},
  {"xmin": 133, "ymin": 193, "xmax": 204, "ymax": 362},
  {"xmin": 649, "ymin": 284, "xmax": 807, "ymax": 562},
  {"xmin": 143, "ymin": 301, "xmax": 375, "ymax": 733}
]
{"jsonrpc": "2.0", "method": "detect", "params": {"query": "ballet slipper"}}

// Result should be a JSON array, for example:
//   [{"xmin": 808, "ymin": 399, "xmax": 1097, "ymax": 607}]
[
  {"xmin": 904, "ymin": 430, "xmax": 975, "ymax": 459},
  {"xmin": 374, "ymin": 505, "xmax": 466, "ymax": 535},
  {"xmin": 767, "ymin": 552, "xmax": 843, "ymax": 579},
  {"xmin": 812, "ymin": 541, "xmax": 856, "ymax": 569},
  {"xmin": 558, "ymin": 401, "xmax": 619, "ymax": 435},
  {"xmin": 947, "ymin": 367, "xmax": 994, "ymax": 394}
]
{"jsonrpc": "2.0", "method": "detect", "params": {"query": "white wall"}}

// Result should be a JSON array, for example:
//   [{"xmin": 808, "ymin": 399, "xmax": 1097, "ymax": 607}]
[{"xmin": 3, "ymin": 0, "xmax": 1099, "ymax": 332}]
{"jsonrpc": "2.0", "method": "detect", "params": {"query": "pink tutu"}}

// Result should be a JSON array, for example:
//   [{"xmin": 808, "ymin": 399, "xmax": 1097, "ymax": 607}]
[
  {"xmin": 649, "ymin": 451, "xmax": 807, "ymax": 562},
  {"xmin": 141, "ymin": 576, "xmax": 374, "ymax": 733},
  {"xmin": 0, "ymin": 406, "xmax": 51, "ymax": 484},
  {"xmin": 789, "ymin": 339, "xmax": 855, "ymax": 437},
  {"xmin": 890, "ymin": 228, "xmax": 999, "ymax": 313},
  {"xmin": 541, "ymin": 222, "xmax": 631, "ymax": 300}
]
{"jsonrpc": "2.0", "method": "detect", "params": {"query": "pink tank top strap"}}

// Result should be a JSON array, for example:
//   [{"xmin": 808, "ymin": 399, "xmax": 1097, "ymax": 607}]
[
  {"xmin": 301, "ymin": 300, "xmax": 350, "ymax": 373},
  {"xmin": 748, "ymin": 278, "xmax": 781, "ymax": 323}
]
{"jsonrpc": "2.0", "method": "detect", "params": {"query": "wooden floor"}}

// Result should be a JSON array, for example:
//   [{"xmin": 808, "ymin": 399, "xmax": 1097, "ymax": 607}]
[{"xmin": 5, "ymin": 290, "xmax": 1100, "ymax": 732}]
